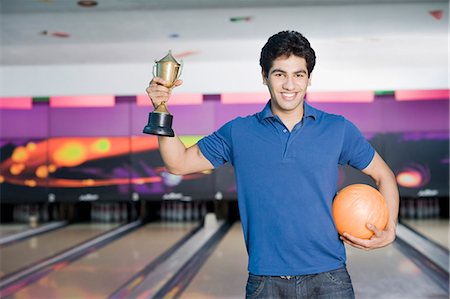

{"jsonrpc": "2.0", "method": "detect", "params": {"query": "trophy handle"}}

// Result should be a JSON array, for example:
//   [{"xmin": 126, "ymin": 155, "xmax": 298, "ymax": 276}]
[
  {"xmin": 152, "ymin": 63, "xmax": 157, "ymax": 77},
  {"xmin": 176, "ymin": 60, "xmax": 183, "ymax": 80}
]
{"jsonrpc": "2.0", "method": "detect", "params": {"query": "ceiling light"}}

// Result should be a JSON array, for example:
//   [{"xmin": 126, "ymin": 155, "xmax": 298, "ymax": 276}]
[{"xmin": 77, "ymin": 1, "xmax": 98, "ymax": 7}]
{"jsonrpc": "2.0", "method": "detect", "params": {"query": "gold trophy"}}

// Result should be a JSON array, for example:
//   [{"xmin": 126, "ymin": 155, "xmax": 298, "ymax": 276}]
[{"xmin": 143, "ymin": 50, "xmax": 182, "ymax": 137}]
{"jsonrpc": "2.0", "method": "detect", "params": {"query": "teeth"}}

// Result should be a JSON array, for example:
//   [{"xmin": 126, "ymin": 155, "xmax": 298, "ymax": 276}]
[{"xmin": 282, "ymin": 93, "xmax": 296, "ymax": 99}]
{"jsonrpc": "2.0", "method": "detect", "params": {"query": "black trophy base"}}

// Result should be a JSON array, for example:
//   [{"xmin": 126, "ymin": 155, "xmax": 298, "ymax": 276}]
[{"xmin": 143, "ymin": 111, "xmax": 175, "ymax": 137}]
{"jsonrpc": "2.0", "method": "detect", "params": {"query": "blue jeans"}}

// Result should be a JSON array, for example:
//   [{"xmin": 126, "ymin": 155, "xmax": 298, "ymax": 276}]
[{"xmin": 246, "ymin": 266, "xmax": 355, "ymax": 299}]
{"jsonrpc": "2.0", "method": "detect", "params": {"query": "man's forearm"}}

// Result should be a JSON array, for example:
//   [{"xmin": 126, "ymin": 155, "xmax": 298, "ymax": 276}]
[{"xmin": 377, "ymin": 171, "xmax": 399, "ymax": 231}]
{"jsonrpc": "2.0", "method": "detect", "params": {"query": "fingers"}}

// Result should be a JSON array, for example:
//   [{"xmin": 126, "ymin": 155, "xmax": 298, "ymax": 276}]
[
  {"xmin": 340, "ymin": 226, "xmax": 394, "ymax": 250},
  {"xmin": 173, "ymin": 79, "xmax": 183, "ymax": 87},
  {"xmin": 340, "ymin": 235, "xmax": 369, "ymax": 250},
  {"xmin": 366, "ymin": 223, "xmax": 383, "ymax": 238},
  {"xmin": 146, "ymin": 77, "xmax": 183, "ymax": 108},
  {"xmin": 341, "ymin": 232, "xmax": 372, "ymax": 250}
]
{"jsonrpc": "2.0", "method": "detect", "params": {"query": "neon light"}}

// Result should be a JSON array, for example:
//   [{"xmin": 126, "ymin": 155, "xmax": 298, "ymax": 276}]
[
  {"xmin": 221, "ymin": 92, "xmax": 269, "ymax": 104},
  {"xmin": 307, "ymin": 91, "xmax": 374, "ymax": 103},
  {"xmin": 396, "ymin": 171, "xmax": 422, "ymax": 188},
  {"xmin": 0, "ymin": 97, "xmax": 32, "ymax": 109},
  {"xmin": 50, "ymin": 95, "xmax": 115, "ymax": 107},
  {"xmin": 374, "ymin": 90, "xmax": 395, "ymax": 96},
  {"xmin": 32, "ymin": 97, "xmax": 50, "ymax": 102},
  {"xmin": 395, "ymin": 90, "xmax": 449, "ymax": 101},
  {"xmin": 91, "ymin": 138, "xmax": 111, "ymax": 154},
  {"xmin": 136, "ymin": 93, "xmax": 202, "ymax": 106}
]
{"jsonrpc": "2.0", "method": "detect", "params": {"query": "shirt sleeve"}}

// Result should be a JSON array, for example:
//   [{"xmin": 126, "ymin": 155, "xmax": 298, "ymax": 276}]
[
  {"xmin": 197, "ymin": 120, "xmax": 234, "ymax": 168},
  {"xmin": 338, "ymin": 118, "xmax": 375, "ymax": 170}
]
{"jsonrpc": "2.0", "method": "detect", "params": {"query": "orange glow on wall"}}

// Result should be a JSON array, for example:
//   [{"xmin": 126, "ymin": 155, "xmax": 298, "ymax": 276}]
[
  {"xmin": 396, "ymin": 171, "xmax": 423, "ymax": 188},
  {"xmin": 50, "ymin": 95, "xmax": 115, "ymax": 107},
  {"xmin": 221, "ymin": 92, "xmax": 269, "ymax": 104},
  {"xmin": 24, "ymin": 179, "xmax": 37, "ymax": 187},
  {"xmin": 26, "ymin": 142, "xmax": 37, "ymax": 151},
  {"xmin": 52, "ymin": 141, "xmax": 88, "ymax": 167},
  {"xmin": 0, "ymin": 97, "xmax": 33, "ymax": 109},
  {"xmin": 35, "ymin": 165, "xmax": 49, "ymax": 178},
  {"xmin": 395, "ymin": 90, "xmax": 449, "ymax": 101},
  {"xmin": 307, "ymin": 91, "xmax": 374, "ymax": 102},
  {"xmin": 91, "ymin": 138, "xmax": 111, "ymax": 154},
  {"xmin": 0, "ymin": 136, "xmax": 206, "ymax": 188},
  {"xmin": 136, "ymin": 93, "xmax": 202, "ymax": 106},
  {"xmin": 10, "ymin": 164, "xmax": 25, "ymax": 175},
  {"xmin": 48, "ymin": 164, "xmax": 57, "ymax": 173},
  {"xmin": 12, "ymin": 146, "xmax": 30, "ymax": 163}
]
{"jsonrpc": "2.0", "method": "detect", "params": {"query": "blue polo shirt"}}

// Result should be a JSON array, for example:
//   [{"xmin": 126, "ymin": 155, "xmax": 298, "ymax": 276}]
[{"xmin": 197, "ymin": 100, "xmax": 375, "ymax": 276}]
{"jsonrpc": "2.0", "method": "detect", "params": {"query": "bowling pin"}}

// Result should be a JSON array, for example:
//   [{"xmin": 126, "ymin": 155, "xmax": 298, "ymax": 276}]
[
  {"xmin": 400, "ymin": 199, "xmax": 406, "ymax": 219},
  {"xmin": 193, "ymin": 201, "xmax": 199, "ymax": 221},
  {"xmin": 114, "ymin": 203, "xmax": 120, "ymax": 222},
  {"xmin": 91, "ymin": 203, "xmax": 95, "ymax": 222},
  {"xmin": 121, "ymin": 203, "xmax": 128, "ymax": 222},
  {"xmin": 201, "ymin": 202, "xmax": 207, "ymax": 219},
  {"xmin": 177, "ymin": 202, "xmax": 183, "ymax": 222},
  {"xmin": 407, "ymin": 199, "xmax": 415, "ymax": 219},
  {"xmin": 434, "ymin": 197, "xmax": 440, "ymax": 218},
  {"xmin": 186, "ymin": 202, "xmax": 192, "ymax": 222},
  {"xmin": 417, "ymin": 199, "xmax": 423, "ymax": 219},
  {"xmin": 161, "ymin": 201, "xmax": 167, "ymax": 221}
]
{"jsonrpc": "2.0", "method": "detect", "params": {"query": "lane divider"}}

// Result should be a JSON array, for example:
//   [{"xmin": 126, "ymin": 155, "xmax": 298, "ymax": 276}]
[
  {"xmin": 395, "ymin": 223, "xmax": 449, "ymax": 293},
  {"xmin": 0, "ymin": 221, "xmax": 68, "ymax": 246}
]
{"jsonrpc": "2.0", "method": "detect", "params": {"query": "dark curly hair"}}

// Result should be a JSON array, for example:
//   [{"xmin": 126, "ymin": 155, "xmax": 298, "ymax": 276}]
[{"xmin": 260, "ymin": 30, "xmax": 316, "ymax": 78}]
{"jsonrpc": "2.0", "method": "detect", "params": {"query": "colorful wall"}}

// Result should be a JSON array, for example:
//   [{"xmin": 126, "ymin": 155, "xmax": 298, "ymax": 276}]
[{"xmin": 0, "ymin": 90, "xmax": 448, "ymax": 203}]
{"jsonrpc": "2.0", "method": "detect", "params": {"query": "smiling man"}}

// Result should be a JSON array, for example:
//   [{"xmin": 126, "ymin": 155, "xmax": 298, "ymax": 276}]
[{"xmin": 146, "ymin": 30, "xmax": 399, "ymax": 298}]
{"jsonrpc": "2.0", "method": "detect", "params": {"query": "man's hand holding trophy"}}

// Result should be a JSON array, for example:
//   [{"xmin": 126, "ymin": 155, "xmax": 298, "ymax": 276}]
[{"xmin": 143, "ymin": 50, "xmax": 183, "ymax": 137}]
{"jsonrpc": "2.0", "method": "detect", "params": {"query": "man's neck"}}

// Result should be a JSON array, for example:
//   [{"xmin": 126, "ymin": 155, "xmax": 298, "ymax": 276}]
[{"xmin": 271, "ymin": 105, "xmax": 304, "ymax": 132}]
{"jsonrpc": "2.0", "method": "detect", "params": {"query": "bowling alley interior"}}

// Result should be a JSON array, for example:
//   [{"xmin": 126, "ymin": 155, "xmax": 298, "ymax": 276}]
[{"xmin": 0, "ymin": 0, "xmax": 449, "ymax": 298}]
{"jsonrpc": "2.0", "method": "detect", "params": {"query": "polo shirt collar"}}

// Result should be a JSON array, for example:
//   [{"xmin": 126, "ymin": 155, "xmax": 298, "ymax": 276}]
[{"xmin": 258, "ymin": 100, "xmax": 318, "ymax": 122}]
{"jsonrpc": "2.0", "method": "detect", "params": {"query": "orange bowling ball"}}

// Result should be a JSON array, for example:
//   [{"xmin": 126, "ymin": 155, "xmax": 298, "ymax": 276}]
[{"xmin": 332, "ymin": 184, "xmax": 388, "ymax": 239}]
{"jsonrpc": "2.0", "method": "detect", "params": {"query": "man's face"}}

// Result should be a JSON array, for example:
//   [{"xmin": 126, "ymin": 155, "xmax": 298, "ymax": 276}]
[{"xmin": 262, "ymin": 55, "xmax": 311, "ymax": 114}]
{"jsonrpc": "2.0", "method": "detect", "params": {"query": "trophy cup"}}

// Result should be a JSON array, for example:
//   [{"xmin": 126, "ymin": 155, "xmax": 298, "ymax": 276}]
[{"xmin": 143, "ymin": 50, "xmax": 182, "ymax": 137}]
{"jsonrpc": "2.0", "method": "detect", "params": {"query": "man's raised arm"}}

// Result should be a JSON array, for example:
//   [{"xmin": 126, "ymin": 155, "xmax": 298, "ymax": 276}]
[{"xmin": 146, "ymin": 77, "xmax": 214, "ymax": 175}]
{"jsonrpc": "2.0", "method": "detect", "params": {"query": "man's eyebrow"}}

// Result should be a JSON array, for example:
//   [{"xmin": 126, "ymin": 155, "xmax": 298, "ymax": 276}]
[
  {"xmin": 270, "ymin": 68, "xmax": 286, "ymax": 74},
  {"xmin": 270, "ymin": 69, "xmax": 308, "ymax": 74}
]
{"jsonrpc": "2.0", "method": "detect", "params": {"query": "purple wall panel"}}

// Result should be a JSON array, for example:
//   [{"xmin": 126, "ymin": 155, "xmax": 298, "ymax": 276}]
[
  {"xmin": 211, "ymin": 98, "xmax": 448, "ymax": 134},
  {"xmin": 1, "ymin": 97, "xmax": 448, "ymax": 138},
  {"xmin": 1, "ymin": 103, "xmax": 49, "ymax": 138},
  {"xmin": 311, "ymin": 102, "xmax": 382, "ymax": 132},
  {"xmin": 214, "ymin": 102, "xmax": 266, "ymax": 130},
  {"xmin": 49, "ymin": 101, "xmax": 130, "ymax": 137},
  {"xmin": 313, "ymin": 98, "xmax": 448, "ymax": 133},
  {"xmin": 379, "ymin": 99, "xmax": 449, "ymax": 133}
]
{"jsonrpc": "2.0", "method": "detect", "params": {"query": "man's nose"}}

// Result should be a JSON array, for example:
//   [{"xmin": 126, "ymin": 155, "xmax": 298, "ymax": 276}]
[{"xmin": 282, "ymin": 76, "xmax": 295, "ymax": 90}]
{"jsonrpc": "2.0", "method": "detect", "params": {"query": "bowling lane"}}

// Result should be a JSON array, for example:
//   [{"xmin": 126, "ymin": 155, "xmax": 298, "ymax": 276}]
[
  {"xmin": 0, "ymin": 223, "xmax": 119, "ymax": 278},
  {"xmin": 10, "ymin": 221, "xmax": 199, "ymax": 299},
  {"xmin": 180, "ymin": 222, "xmax": 448, "ymax": 299},
  {"xmin": 180, "ymin": 222, "xmax": 248, "ymax": 299},
  {"xmin": 346, "ymin": 244, "xmax": 447, "ymax": 298},
  {"xmin": 0, "ymin": 224, "xmax": 29, "ymax": 238},
  {"xmin": 401, "ymin": 219, "xmax": 449, "ymax": 249}
]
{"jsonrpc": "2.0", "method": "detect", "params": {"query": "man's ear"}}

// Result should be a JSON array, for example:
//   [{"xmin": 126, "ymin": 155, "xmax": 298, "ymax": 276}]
[
  {"xmin": 262, "ymin": 71, "xmax": 268, "ymax": 85},
  {"xmin": 308, "ymin": 73, "xmax": 312, "ymax": 86}
]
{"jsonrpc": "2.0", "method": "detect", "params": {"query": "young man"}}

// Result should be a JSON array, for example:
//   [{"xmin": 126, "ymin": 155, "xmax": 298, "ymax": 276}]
[{"xmin": 146, "ymin": 31, "xmax": 399, "ymax": 298}]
